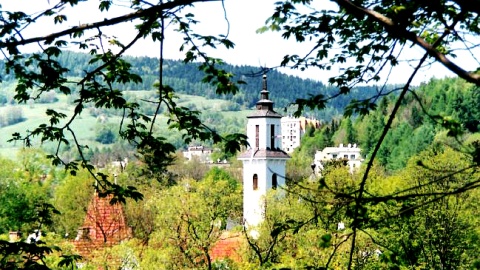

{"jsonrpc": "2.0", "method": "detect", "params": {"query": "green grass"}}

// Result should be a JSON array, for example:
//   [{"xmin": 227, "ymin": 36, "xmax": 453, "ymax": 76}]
[
  {"xmin": 222, "ymin": 110, "xmax": 252, "ymax": 119},
  {"xmin": 0, "ymin": 91, "xmax": 251, "ymax": 159}
]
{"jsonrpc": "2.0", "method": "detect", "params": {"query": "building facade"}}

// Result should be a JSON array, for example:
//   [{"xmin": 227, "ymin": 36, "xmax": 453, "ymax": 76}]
[
  {"xmin": 313, "ymin": 143, "xmax": 363, "ymax": 173},
  {"xmin": 281, "ymin": 116, "xmax": 321, "ymax": 153},
  {"xmin": 238, "ymin": 75, "xmax": 290, "ymax": 228},
  {"xmin": 182, "ymin": 145, "xmax": 213, "ymax": 163}
]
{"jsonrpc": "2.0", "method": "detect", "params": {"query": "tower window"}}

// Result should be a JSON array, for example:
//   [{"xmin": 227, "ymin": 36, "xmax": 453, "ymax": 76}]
[
  {"xmin": 270, "ymin": 124, "xmax": 275, "ymax": 149},
  {"xmin": 255, "ymin": 125, "xmax": 259, "ymax": 148},
  {"xmin": 272, "ymin": 173, "xmax": 277, "ymax": 189},
  {"xmin": 253, "ymin": 174, "xmax": 258, "ymax": 190}
]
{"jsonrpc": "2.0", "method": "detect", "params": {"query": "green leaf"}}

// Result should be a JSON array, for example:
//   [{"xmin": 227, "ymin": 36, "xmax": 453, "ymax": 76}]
[
  {"xmin": 99, "ymin": 0, "xmax": 112, "ymax": 11},
  {"xmin": 53, "ymin": 14, "xmax": 67, "ymax": 24},
  {"xmin": 319, "ymin": 234, "xmax": 332, "ymax": 248},
  {"xmin": 58, "ymin": 254, "xmax": 83, "ymax": 267}
]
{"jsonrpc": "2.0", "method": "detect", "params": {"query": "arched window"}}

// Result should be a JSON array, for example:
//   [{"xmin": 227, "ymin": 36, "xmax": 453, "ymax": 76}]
[
  {"xmin": 272, "ymin": 173, "xmax": 277, "ymax": 189},
  {"xmin": 253, "ymin": 174, "xmax": 258, "ymax": 190}
]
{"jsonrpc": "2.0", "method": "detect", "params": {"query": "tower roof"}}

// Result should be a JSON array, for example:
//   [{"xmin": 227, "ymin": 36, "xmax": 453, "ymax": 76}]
[
  {"xmin": 238, "ymin": 148, "xmax": 290, "ymax": 159},
  {"xmin": 248, "ymin": 74, "xmax": 282, "ymax": 118}
]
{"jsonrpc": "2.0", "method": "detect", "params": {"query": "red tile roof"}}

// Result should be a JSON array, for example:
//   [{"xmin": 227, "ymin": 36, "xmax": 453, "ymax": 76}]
[
  {"xmin": 210, "ymin": 232, "xmax": 244, "ymax": 262},
  {"xmin": 73, "ymin": 193, "xmax": 131, "ymax": 257}
]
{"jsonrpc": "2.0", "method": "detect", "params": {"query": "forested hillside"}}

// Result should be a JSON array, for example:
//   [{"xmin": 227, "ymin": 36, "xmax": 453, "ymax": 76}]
[
  {"xmin": 0, "ymin": 51, "xmax": 379, "ymax": 120},
  {"xmin": 290, "ymin": 77, "xmax": 480, "ymax": 179},
  {"xmin": 360, "ymin": 77, "xmax": 480, "ymax": 170}
]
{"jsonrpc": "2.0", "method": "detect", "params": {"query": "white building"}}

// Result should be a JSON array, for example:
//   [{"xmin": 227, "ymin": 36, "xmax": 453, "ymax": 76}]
[
  {"xmin": 281, "ymin": 117, "xmax": 302, "ymax": 153},
  {"xmin": 281, "ymin": 116, "xmax": 321, "ymax": 153},
  {"xmin": 182, "ymin": 146, "xmax": 212, "ymax": 163},
  {"xmin": 313, "ymin": 143, "xmax": 363, "ymax": 173},
  {"xmin": 238, "ymin": 75, "xmax": 290, "ymax": 228}
]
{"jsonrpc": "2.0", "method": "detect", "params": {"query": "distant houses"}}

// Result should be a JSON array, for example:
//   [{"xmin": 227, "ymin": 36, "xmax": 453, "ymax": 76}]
[
  {"xmin": 313, "ymin": 143, "xmax": 363, "ymax": 173},
  {"xmin": 182, "ymin": 145, "xmax": 213, "ymax": 163},
  {"xmin": 180, "ymin": 116, "xmax": 320, "ymax": 162},
  {"xmin": 180, "ymin": 122, "xmax": 365, "ymax": 177}
]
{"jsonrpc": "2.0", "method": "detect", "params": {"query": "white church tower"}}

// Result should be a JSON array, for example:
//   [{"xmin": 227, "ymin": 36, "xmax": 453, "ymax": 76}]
[{"xmin": 238, "ymin": 74, "xmax": 290, "ymax": 228}]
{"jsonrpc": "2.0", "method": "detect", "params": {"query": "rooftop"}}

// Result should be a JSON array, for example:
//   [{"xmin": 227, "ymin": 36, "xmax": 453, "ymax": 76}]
[
  {"xmin": 238, "ymin": 148, "xmax": 290, "ymax": 159},
  {"xmin": 248, "ymin": 74, "xmax": 282, "ymax": 118}
]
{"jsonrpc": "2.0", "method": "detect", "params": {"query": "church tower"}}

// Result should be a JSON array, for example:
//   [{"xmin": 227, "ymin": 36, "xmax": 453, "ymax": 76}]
[{"xmin": 238, "ymin": 74, "xmax": 290, "ymax": 227}]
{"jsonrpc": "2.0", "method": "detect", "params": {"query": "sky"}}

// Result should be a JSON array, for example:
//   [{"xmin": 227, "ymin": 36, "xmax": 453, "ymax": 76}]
[
  {"xmin": 1, "ymin": 0, "xmax": 477, "ymax": 85},
  {"xmin": 2, "ymin": 1, "xmax": 303, "ymax": 70}
]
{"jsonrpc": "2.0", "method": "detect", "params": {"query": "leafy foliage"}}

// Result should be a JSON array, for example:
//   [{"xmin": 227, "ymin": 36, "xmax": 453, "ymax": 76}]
[
  {"xmin": 0, "ymin": 0, "xmax": 252, "ymax": 197},
  {"xmin": 0, "ymin": 0, "xmax": 250, "ymax": 268},
  {"xmin": 1, "ymin": 0, "xmax": 480, "ymax": 269},
  {"xmin": 125, "ymin": 171, "xmax": 241, "ymax": 269}
]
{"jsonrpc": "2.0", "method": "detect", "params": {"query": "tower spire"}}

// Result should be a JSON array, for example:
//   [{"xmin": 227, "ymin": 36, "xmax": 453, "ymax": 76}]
[
  {"xmin": 261, "ymin": 74, "xmax": 268, "ymax": 99},
  {"xmin": 256, "ymin": 74, "xmax": 274, "ymax": 111}
]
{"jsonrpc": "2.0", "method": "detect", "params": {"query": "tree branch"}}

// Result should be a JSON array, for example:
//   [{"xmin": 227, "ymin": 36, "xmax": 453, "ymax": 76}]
[
  {"xmin": 450, "ymin": 0, "xmax": 480, "ymax": 15},
  {"xmin": 0, "ymin": 0, "xmax": 218, "ymax": 49},
  {"xmin": 345, "ymin": 12, "xmax": 465, "ymax": 269},
  {"xmin": 331, "ymin": 0, "xmax": 480, "ymax": 85}
]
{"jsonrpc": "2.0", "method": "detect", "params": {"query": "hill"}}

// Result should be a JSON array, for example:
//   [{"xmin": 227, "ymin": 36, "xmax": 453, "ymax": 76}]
[
  {"xmin": 0, "ymin": 51, "xmax": 379, "ymax": 120},
  {"xmin": 0, "ymin": 89, "xmax": 246, "ymax": 160},
  {"xmin": 0, "ymin": 50, "xmax": 385, "ymax": 159},
  {"xmin": 8, "ymin": 50, "xmax": 474, "ymax": 170}
]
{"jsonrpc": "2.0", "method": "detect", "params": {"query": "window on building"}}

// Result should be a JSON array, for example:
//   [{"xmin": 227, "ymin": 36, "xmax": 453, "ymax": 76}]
[
  {"xmin": 270, "ymin": 124, "xmax": 275, "ymax": 149},
  {"xmin": 255, "ymin": 125, "xmax": 259, "ymax": 148},
  {"xmin": 272, "ymin": 173, "xmax": 277, "ymax": 189},
  {"xmin": 350, "ymin": 155, "xmax": 355, "ymax": 160},
  {"xmin": 344, "ymin": 154, "xmax": 348, "ymax": 159},
  {"xmin": 253, "ymin": 174, "xmax": 258, "ymax": 190}
]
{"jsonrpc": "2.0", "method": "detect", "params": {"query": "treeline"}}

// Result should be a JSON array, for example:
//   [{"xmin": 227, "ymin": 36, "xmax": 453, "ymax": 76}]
[
  {"xmin": 359, "ymin": 77, "xmax": 480, "ymax": 170},
  {"xmin": 0, "ymin": 51, "xmax": 380, "ymax": 120},
  {"xmin": 0, "ymin": 107, "xmax": 25, "ymax": 127}
]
